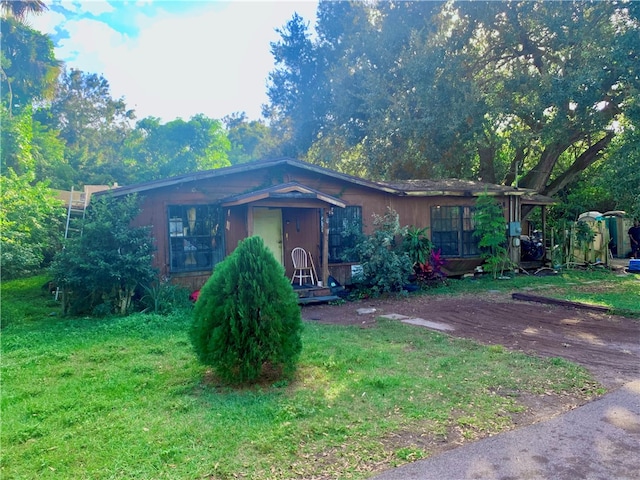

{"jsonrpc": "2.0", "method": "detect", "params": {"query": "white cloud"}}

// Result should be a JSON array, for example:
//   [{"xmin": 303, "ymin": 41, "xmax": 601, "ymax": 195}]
[
  {"xmin": 76, "ymin": 1, "xmax": 116, "ymax": 16},
  {"xmin": 32, "ymin": 1, "xmax": 319, "ymax": 123}
]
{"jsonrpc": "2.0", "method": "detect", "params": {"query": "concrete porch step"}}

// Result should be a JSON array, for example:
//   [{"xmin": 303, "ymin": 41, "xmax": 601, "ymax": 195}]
[
  {"xmin": 298, "ymin": 295, "xmax": 341, "ymax": 305},
  {"xmin": 294, "ymin": 285, "xmax": 332, "ymax": 298}
]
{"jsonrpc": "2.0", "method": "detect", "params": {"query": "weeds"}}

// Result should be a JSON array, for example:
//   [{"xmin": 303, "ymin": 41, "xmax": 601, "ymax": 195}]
[{"xmin": 1, "ymin": 274, "xmax": 603, "ymax": 479}]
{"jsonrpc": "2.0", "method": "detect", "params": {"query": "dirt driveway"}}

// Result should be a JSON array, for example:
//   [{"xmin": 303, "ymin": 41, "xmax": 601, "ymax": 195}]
[{"xmin": 301, "ymin": 292, "xmax": 640, "ymax": 390}]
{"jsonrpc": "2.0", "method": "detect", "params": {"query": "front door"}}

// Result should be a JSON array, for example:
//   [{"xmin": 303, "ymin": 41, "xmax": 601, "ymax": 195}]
[{"xmin": 252, "ymin": 207, "xmax": 283, "ymax": 264}]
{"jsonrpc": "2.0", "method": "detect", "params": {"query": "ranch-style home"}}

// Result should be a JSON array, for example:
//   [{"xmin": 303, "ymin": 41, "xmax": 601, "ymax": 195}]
[{"xmin": 95, "ymin": 158, "xmax": 553, "ymax": 290}]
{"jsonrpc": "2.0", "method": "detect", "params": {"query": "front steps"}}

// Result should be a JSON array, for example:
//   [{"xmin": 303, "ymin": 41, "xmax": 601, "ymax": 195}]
[{"xmin": 293, "ymin": 284, "xmax": 341, "ymax": 305}]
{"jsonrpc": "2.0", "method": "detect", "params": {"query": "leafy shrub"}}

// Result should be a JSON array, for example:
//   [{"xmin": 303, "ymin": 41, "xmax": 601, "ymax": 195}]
[
  {"xmin": 1, "ymin": 169, "xmax": 64, "ymax": 279},
  {"xmin": 140, "ymin": 280, "xmax": 192, "ymax": 315},
  {"xmin": 413, "ymin": 249, "xmax": 447, "ymax": 286},
  {"xmin": 190, "ymin": 236, "xmax": 302, "ymax": 384},
  {"xmin": 401, "ymin": 226, "xmax": 447, "ymax": 286},
  {"xmin": 346, "ymin": 208, "xmax": 413, "ymax": 295},
  {"xmin": 473, "ymin": 193, "xmax": 513, "ymax": 279},
  {"xmin": 402, "ymin": 226, "xmax": 433, "ymax": 266},
  {"xmin": 50, "ymin": 193, "xmax": 156, "ymax": 315}
]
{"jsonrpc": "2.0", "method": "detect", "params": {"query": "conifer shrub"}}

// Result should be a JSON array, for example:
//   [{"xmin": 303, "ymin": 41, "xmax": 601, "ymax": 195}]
[{"xmin": 190, "ymin": 236, "xmax": 302, "ymax": 384}]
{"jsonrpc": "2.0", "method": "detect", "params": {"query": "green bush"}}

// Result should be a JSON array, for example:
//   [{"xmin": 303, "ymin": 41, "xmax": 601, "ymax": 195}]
[
  {"xmin": 1, "ymin": 170, "xmax": 64, "ymax": 279},
  {"xmin": 473, "ymin": 192, "xmax": 513, "ymax": 279},
  {"xmin": 50, "ymin": 193, "xmax": 156, "ymax": 315},
  {"xmin": 346, "ymin": 208, "xmax": 413, "ymax": 295},
  {"xmin": 139, "ymin": 280, "xmax": 192, "ymax": 315},
  {"xmin": 190, "ymin": 236, "xmax": 302, "ymax": 384},
  {"xmin": 402, "ymin": 226, "xmax": 433, "ymax": 266}
]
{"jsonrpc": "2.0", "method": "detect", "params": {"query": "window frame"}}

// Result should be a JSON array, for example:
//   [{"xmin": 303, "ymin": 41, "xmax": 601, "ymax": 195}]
[
  {"xmin": 325, "ymin": 206, "xmax": 362, "ymax": 263},
  {"xmin": 430, "ymin": 205, "xmax": 479, "ymax": 258},
  {"xmin": 167, "ymin": 204, "xmax": 225, "ymax": 273}
]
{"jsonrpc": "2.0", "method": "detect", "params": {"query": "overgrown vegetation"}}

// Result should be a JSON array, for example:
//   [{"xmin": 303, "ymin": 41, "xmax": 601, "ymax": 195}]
[
  {"xmin": 402, "ymin": 226, "xmax": 447, "ymax": 286},
  {"xmin": 346, "ymin": 208, "xmax": 413, "ymax": 295},
  {"xmin": 190, "ymin": 236, "xmax": 302, "ymax": 384},
  {"xmin": 1, "ymin": 273, "xmax": 612, "ymax": 480},
  {"xmin": 49, "ymin": 194, "xmax": 156, "ymax": 316},
  {"xmin": 473, "ymin": 193, "xmax": 513, "ymax": 279},
  {"xmin": 139, "ymin": 280, "xmax": 192, "ymax": 315},
  {"xmin": 0, "ymin": 167, "xmax": 64, "ymax": 279}
]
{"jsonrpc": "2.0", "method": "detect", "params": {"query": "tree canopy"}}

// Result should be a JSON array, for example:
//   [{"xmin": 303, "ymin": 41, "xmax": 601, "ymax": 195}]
[
  {"xmin": 2, "ymin": 0, "xmax": 639, "ymax": 279},
  {"xmin": 265, "ymin": 0, "xmax": 639, "ymax": 210}
]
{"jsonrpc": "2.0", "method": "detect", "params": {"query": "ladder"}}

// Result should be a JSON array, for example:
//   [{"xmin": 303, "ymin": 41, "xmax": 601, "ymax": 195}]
[
  {"xmin": 63, "ymin": 186, "xmax": 88, "ymax": 240},
  {"xmin": 56, "ymin": 187, "xmax": 89, "ymax": 301}
]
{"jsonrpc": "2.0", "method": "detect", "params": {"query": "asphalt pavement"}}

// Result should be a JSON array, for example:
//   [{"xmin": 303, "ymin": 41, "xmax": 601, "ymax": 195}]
[{"xmin": 373, "ymin": 380, "xmax": 640, "ymax": 480}]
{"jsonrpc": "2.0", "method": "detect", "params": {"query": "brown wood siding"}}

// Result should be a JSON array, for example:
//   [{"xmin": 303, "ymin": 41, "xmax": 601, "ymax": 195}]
[
  {"xmin": 282, "ymin": 208, "xmax": 320, "ymax": 279},
  {"xmin": 127, "ymin": 164, "xmax": 516, "ymax": 288},
  {"xmin": 225, "ymin": 206, "xmax": 247, "ymax": 255}
]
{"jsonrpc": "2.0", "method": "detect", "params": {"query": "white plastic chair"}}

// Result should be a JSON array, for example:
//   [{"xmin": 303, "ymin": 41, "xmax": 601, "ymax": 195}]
[{"xmin": 291, "ymin": 247, "xmax": 316, "ymax": 286}]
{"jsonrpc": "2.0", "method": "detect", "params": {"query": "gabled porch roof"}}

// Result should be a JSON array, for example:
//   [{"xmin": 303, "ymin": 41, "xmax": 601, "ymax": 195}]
[{"xmin": 220, "ymin": 182, "xmax": 347, "ymax": 208}]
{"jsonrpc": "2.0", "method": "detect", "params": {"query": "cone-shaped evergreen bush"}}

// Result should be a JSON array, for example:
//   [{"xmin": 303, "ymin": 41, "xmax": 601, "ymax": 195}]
[{"xmin": 190, "ymin": 236, "xmax": 302, "ymax": 384}]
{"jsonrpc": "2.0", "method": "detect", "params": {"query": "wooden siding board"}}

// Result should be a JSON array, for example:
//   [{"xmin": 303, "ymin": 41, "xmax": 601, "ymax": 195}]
[{"xmin": 121, "ymin": 161, "xmax": 538, "ymax": 289}]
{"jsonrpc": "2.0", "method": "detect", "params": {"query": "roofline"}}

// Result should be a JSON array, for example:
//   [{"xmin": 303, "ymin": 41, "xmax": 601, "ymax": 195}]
[
  {"xmin": 95, "ymin": 158, "xmax": 396, "ymax": 198},
  {"xmin": 220, "ymin": 182, "xmax": 347, "ymax": 208},
  {"xmin": 400, "ymin": 189, "xmax": 529, "ymax": 197},
  {"xmin": 94, "ymin": 157, "xmax": 551, "ymax": 202}
]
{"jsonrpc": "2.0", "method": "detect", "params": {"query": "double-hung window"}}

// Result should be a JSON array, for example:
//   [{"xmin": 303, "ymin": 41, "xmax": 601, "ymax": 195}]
[
  {"xmin": 168, "ymin": 205, "xmax": 225, "ymax": 272},
  {"xmin": 326, "ymin": 206, "xmax": 362, "ymax": 263},
  {"xmin": 430, "ymin": 206, "xmax": 479, "ymax": 257}
]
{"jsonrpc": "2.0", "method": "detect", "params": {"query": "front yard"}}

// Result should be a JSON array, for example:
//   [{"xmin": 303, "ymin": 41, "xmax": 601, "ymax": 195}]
[{"xmin": 2, "ymin": 272, "xmax": 635, "ymax": 479}]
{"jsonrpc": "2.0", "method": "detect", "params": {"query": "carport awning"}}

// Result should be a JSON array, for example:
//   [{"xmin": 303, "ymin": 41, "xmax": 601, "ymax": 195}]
[{"xmin": 220, "ymin": 182, "xmax": 347, "ymax": 208}]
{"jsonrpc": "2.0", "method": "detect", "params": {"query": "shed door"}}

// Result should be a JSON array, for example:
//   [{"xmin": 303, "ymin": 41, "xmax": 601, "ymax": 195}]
[{"xmin": 252, "ymin": 207, "xmax": 283, "ymax": 264}]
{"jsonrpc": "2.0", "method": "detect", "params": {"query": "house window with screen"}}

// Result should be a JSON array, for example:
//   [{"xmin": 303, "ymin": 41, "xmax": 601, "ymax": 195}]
[
  {"xmin": 430, "ymin": 206, "xmax": 479, "ymax": 257},
  {"xmin": 326, "ymin": 206, "xmax": 362, "ymax": 263},
  {"xmin": 168, "ymin": 205, "xmax": 225, "ymax": 272}
]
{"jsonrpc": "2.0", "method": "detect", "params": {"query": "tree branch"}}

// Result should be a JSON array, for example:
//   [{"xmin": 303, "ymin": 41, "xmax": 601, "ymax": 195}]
[
  {"xmin": 503, "ymin": 145, "xmax": 528, "ymax": 186},
  {"xmin": 542, "ymin": 132, "xmax": 615, "ymax": 197}
]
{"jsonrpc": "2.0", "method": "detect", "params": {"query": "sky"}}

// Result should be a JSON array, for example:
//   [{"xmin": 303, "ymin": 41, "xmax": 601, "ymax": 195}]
[{"xmin": 30, "ymin": 0, "xmax": 319, "ymax": 123}]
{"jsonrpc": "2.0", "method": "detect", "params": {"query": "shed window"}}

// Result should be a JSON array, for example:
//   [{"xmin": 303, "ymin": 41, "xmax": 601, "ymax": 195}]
[
  {"xmin": 431, "ymin": 206, "xmax": 479, "ymax": 257},
  {"xmin": 326, "ymin": 206, "xmax": 362, "ymax": 263},
  {"xmin": 168, "ymin": 205, "xmax": 225, "ymax": 272}
]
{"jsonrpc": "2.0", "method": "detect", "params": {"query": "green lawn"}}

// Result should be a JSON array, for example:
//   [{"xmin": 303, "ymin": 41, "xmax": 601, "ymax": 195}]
[
  {"xmin": 435, "ymin": 268, "xmax": 640, "ymax": 317},
  {"xmin": 1, "ymin": 272, "xmax": 625, "ymax": 479}
]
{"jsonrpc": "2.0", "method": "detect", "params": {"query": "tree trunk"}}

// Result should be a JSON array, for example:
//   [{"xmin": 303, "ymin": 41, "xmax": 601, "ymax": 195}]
[
  {"xmin": 503, "ymin": 146, "xmax": 527, "ymax": 186},
  {"xmin": 477, "ymin": 145, "xmax": 496, "ymax": 183},
  {"xmin": 518, "ymin": 141, "xmax": 569, "ymax": 192},
  {"xmin": 521, "ymin": 133, "xmax": 614, "ymax": 219},
  {"xmin": 542, "ymin": 133, "xmax": 614, "ymax": 197}
]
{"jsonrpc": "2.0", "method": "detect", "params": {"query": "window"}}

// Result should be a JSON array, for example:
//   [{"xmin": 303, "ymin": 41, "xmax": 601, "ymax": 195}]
[
  {"xmin": 325, "ymin": 206, "xmax": 362, "ymax": 263},
  {"xmin": 431, "ymin": 206, "xmax": 479, "ymax": 257},
  {"xmin": 168, "ymin": 205, "xmax": 225, "ymax": 272}
]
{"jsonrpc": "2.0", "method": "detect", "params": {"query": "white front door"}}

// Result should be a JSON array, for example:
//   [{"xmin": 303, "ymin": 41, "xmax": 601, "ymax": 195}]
[{"xmin": 252, "ymin": 207, "xmax": 283, "ymax": 264}]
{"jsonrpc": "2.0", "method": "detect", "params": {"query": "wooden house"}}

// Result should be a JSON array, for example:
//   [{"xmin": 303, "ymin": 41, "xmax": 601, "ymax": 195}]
[{"xmin": 96, "ymin": 158, "xmax": 553, "ymax": 290}]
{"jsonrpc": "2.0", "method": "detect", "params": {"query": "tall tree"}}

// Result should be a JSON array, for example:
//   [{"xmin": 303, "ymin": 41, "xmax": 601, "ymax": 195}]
[
  {"xmin": 446, "ymin": 1, "xmax": 639, "ymax": 199},
  {"xmin": 123, "ymin": 114, "xmax": 230, "ymax": 182},
  {"xmin": 0, "ymin": 2, "xmax": 66, "ymax": 278},
  {"xmin": 223, "ymin": 112, "xmax": 275, "ymax": 164},
  {"xmin": 37, "ymin": 68, "xmax": 135, "ymax": 185},
  {"xmin": 265, "ymin": 0, "xmax": 639, "ymax": 215},
  {"xmin": 0, "ymin": 16, "xmax": 60, "ymax": 115},
  {"xmin": 263, "ymin": 13, "xmax": 318, "ymax": 157}
]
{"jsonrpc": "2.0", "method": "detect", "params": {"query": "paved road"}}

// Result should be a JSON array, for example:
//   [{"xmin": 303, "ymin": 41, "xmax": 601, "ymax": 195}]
[{"xmin": 373, "ymin": 380, "xmax": 640, "ymax": 480}]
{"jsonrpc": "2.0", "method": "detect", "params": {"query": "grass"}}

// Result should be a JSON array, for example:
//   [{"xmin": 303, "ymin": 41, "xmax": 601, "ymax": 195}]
[
  {"xmin": 0, "ymin": 272, "xmax": 621, "ymax": 479},
  {"xmin": 431, "ymin": 268, "xmax": 640, "ymax": 317}
]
